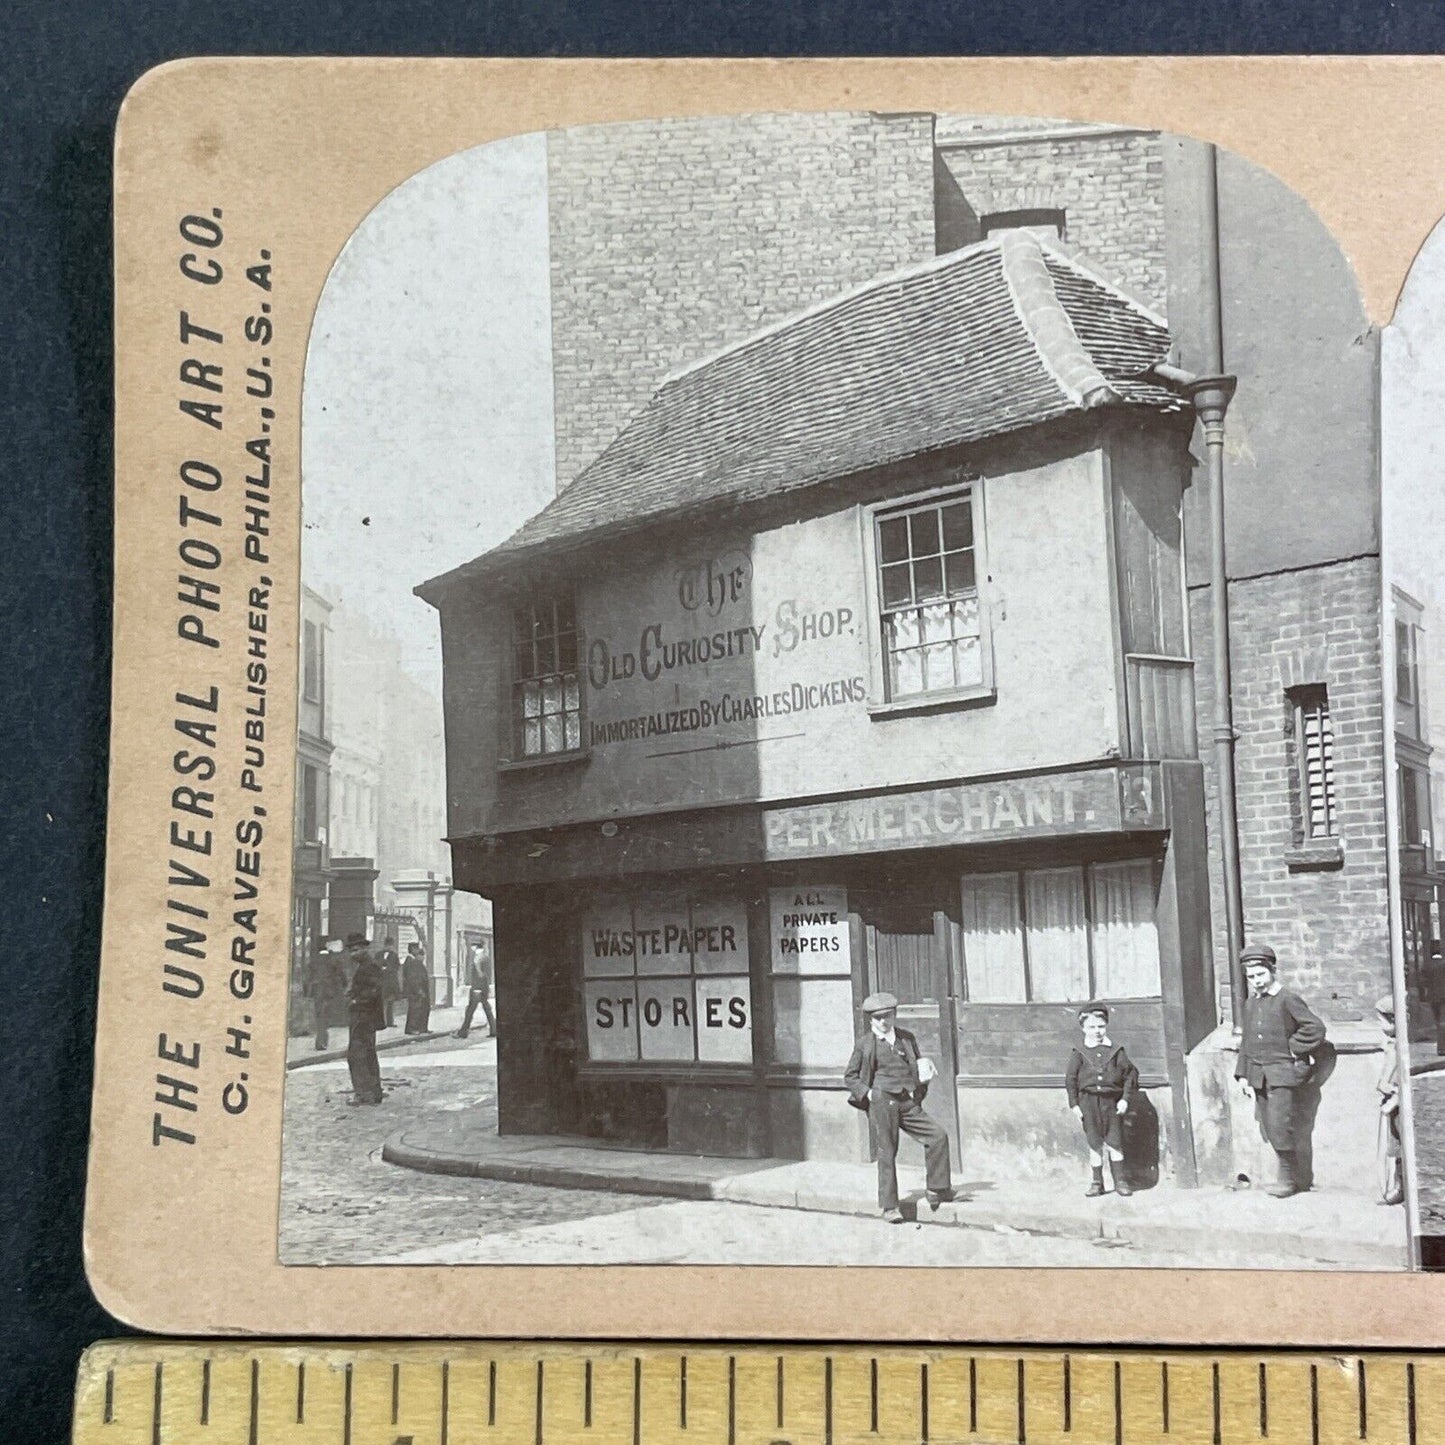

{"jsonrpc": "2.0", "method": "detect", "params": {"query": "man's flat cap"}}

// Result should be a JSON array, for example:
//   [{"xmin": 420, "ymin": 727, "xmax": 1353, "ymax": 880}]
[
  {"xmin": 1239, "ymin": 942, "xmax": 1277, "ymax": 967},
  {"xmin": 345, "ymin": 931, "xmax": 370, "ymax": 948},
  {"xmin": 862, "ymin": 991, "xmax": 899, "ymax": 1014}
]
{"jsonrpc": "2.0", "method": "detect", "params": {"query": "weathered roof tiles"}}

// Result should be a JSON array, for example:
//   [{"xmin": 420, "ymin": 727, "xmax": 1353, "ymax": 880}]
[{"xmin": 420, "ymin": 230, "xmax": 1179, "ymax": 596}]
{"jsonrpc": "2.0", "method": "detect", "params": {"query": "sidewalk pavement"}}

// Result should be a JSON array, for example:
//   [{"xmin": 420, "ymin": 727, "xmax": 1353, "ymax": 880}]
[
  {"xmin": 382, "ymin": 1112, "xmax": 1405, "ymax": 1269},
  {"xmin": 287, "ymin": 1002, "xmax": 483, "ymax": 1069}
]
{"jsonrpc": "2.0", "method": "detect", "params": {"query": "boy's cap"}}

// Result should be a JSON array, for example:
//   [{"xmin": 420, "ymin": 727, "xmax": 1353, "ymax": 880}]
[
  {"xmin": 1077, "ymin": 1003, "xmax": 1109, "ymax": 1022},
  {"xmin": 1239, "ymin": 942, "xmax": 1278, "ymax": 969},
  {"xmin": 1375, "ymin": 995, "xmax": 1396, "ymax": 1020},
  {"xmin": 862, "ymin": 991, "xmax": 899, "ymax": 1015}
]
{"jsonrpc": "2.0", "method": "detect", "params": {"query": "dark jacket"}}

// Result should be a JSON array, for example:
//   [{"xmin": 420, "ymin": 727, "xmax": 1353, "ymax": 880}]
[
  {"xmin": 1236, "ymin": 987, "xmax": 1327, "ymax": 1089},
  {"xmin": 467, "ymin": 948, "xmax": 493, "ymax": 991},
  {"xmin": 402, "ymin": 951, "xmax": 430, "ymax": 1002},
  {"xmin": 346, "ymin": 953, "xmax": 386, "ymax": 1029},
  {"xmin": 379, "ymin": 949, "xmax": 402, "ymax": 1001},
  {"xmin": 307, "ymin": 951, "xmax": 346, "ymax": 1002},
  {"xmin": 1065, "ymin": 1043, "xmax": 1139, "ymax": 1107},
  {"xmin": 843, "ymin": 1027, "xmax": 929, "ymax": 1111}
]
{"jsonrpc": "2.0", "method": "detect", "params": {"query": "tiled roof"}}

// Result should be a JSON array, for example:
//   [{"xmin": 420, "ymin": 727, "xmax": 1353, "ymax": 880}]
[{"xmin": 421, "ymin": 231, "xmax": 1178, "ymax": 594}]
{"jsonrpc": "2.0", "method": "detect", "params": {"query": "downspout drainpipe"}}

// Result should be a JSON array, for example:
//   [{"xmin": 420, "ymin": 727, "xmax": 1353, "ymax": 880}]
[
  {"xmin": 1190, "ymin": 373, "xmax": 1244, "ymax": 1028},
  {"xmin": 1150, "ymin": 141, "xmax": 1247, "ymax": 1028}
]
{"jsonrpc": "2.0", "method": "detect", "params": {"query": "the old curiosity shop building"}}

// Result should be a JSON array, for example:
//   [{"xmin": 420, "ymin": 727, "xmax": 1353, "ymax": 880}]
[{"xmin": 418, "ymin": 114, "xmax": 1389, "ymax": 1189}]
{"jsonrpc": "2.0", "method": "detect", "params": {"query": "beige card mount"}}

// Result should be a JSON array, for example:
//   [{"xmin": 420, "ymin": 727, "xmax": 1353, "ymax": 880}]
[{"xmin": 91, "ymin": 56, "xmax": 1445, "ymax": 1341}]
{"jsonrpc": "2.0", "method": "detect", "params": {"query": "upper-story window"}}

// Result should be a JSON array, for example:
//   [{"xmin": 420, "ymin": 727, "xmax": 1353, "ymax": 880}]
[
  {"xmin": 303, "ymin": 620, "xmax": 323, "ymax": 704},
  {"xmin": 1397, "ymin": 617, "xmax": 1423, "ymax": 742},
  {"xmin": 1290, "ymin": 685, "xmax": 1338, "ymax": 841},
  {"xmin": 512, "ymin": 593, "xmax": 582, "ymax": 758},
  {"xmin": 874, "ymin": 489, "xmax": 986, "ymax": 702},
  {"xmin": 981, "ymin": 206, "xmax": 1067, "ymax": 241},
  {"xmin": 300, "ymin": 763, "xmax": 320, "ymax": 844}
]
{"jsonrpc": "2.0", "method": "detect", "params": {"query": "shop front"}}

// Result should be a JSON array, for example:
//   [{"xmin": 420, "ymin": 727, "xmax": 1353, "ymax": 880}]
[{"xmin": 475, "ymin": 758, "xmax": 1212, "ymax": 1184}]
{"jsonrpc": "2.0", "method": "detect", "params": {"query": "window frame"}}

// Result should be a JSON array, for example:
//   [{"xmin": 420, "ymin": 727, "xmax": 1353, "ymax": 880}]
[
  {"xmin": 980, "ymin": 206, "xmax": 1067, "ymax": 241},
  {"xmin": 1400, "ymin": 760, "xmax": 1433, "ymax": 852},
  {"xmin": 1396, "ymin": 616, "xmax": 1424, "ymax": 742},
  {"xmin": 957, "ymin": 858, "xmax": 1163, "ymax": 1005},
  {"xmin": 504, "ymin": 589, "xmax": 588, "ymax": 768},
  {"xmin": 1290, "ymin": 684, "xmax": 1339, "ymax": 843},
  {"xmin": 578, "ymin": 890, "xmax": 754, "ymax": 1069},
  {"xmin": 300, "ymin": 763, "xmax": 320, "ymax": 844},
  {"xmin": 302, "ymin": 619, "xmax": 323, "ymax": 705},
  {"xmin": 859, "ymin": 477, "xmax": 995, "ymax": 717}
]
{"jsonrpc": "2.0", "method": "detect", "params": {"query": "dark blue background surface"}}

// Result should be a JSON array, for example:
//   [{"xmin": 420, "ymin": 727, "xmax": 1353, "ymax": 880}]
[{"xmin": 3, "ymin": 4, "xmax": 1441, "ymax": 1439}]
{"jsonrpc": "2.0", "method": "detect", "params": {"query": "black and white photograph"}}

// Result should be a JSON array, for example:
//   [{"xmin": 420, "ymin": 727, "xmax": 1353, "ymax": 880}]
[
  {"xmin": 1384, "ymin": 212, "xmax": 1445, "ymax": 1253},
  {"xmin": 278, "ymin": 110, "xmax": 1409, "ymax": 1270}
]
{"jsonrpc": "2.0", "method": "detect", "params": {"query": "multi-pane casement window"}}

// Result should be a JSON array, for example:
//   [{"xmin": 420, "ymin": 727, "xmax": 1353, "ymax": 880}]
[
  {"xmin": 511, "ymin": 594, "xmax": 581, "ymax": 759},
  {"xmin": 959, "ymin": 859, "xmax": 1162, "ymax": 1003},
  {"xmin": 874, "ymin": 489, "xmax": 985, "ymax": 701},
  {"xmin": 1291, "ymin": 686, "xmax": 1338, "ymax": 840}
]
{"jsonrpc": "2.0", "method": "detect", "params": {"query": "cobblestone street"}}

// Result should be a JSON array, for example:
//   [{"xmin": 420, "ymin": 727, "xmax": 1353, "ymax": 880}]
[
  {"xmin": 1411, "ymin": 1070, "xmax": 1445, "ymax": 1233},
  {"xmin": 280, "ymin": 1033, "xmax": 1400, "ymax": 1269},
  {"xmin": 278, "ymin": 1037, "xmax": 660, "ymax": 1264}
]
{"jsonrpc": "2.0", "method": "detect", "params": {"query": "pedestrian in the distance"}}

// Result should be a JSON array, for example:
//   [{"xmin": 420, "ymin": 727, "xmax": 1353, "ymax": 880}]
[
  {"xmin": 453, "ymin": 940, "xmax": 496, "ymax": 1040},
  {"xmin": 843, "ymin": 991, "xmax": 953, "ymax": 1223},
  {"xmin": 402, "ymin": 940, "xmax": 431, "ymax": 1035},
  {"xmin": 308, "ymin": 935, "xmax": 347, "ymax": 1052},
  {"xmin": 1235, "ymin": 941, "xmax": 1327, "ymax": 1197},
  {"xmin": 345, "ymin": 932, "xmax": 385, "ymax": 1105},
  {"xmin": 378, "ymin": 936, "xmax": 402, "ymax": 1029},
  {"xmin": 1065, "ymin": 1003, "xmax": 1138, "ymax": 1197}
]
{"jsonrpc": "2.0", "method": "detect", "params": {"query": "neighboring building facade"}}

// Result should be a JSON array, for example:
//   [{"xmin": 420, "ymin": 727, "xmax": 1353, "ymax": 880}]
[
  {"xmin": 290, "ymin": 587, "xmax": 335, "ymax": 1030},
  {"xmin": 1384, "ymin": 264, "xmax": 1445, "ymax": 1047},
  {"xmin": 1392, "ymin": 590, "xmax": 1443, "ymax": 1003},
  {"xmin": 423, "ymin": 114, "xmax": 1389, "ymax": 1187},
  {"xmin": 325, "ymin": 603, "xmax": 489, "ymax": 989}
]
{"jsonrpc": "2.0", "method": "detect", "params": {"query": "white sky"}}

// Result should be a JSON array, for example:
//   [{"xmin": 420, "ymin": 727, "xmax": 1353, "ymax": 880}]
[
  {"xmin": 1385, "ymin": 218, "xmax": 1445, "ymax": 619},
  {"xmin": 301, "ymin": 132, "xmax": 557, "ymax": 687}
]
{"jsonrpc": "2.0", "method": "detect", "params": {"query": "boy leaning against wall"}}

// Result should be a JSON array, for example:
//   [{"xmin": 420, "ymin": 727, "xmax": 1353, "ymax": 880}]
[{"xmin": 1065, "ymin": 1004, "xmax": 1139, "ymax": 1198}]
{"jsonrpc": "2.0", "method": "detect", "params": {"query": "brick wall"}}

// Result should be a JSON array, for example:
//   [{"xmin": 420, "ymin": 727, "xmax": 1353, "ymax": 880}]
[
  {"xmin": 546, "ymin": 112, "xmax": 938, "ymax": 489},
  {"xmin": 1190, "ymin": 556, "xmax": 1389, "ymax": 1022},
  {"xmin": 937, "ymin": 130, "xmax": 1166, "ymax": 314}
]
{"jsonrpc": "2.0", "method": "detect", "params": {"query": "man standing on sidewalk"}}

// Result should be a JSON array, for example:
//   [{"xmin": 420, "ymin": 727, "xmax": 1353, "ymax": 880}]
[
  {"xmin": 402, "ymin": 940, "xmax": 432, "ymax": 1035},
  {"xmin": 843, "ymin": 991, "xmax": 953, "ymax": 1223},
  {"xmin": 1235, "ymin": 942, "xmax": 1327, "ymax": 1197},
  {"xmin": 345, "ymin": 932, "xmax": 386, "ymax": 1105},
  {"xmin": 378, "ymin": 935, "xmax": 402, "ymax": 1030},
  {"xmin": 308, "ymin": 935, "xmax": 347, "ymax": 1052},
  {"xmin": 453, "ymin": 939, "xmax": 496, "ymax": 1040}
]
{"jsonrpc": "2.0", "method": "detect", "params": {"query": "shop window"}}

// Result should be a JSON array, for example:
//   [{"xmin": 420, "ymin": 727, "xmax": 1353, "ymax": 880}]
[
  {"xmin": 511, "ymin": 593, "xmax": 582, "ymax": 759},
  {"xmin": 768, "ymin": 887, "xmax": 855, "ymax": 1070},
  {"xmin": 871, "ymin": 487, "xmax": 988, "ymax": 703},
  {"xmin": 960, "ymin": 859, "xmax": 1160, "ymax": 1003},
  {"xmin": 1290, "ymin": 686, "xmax": 1338, "ymax": 840},
  {"xmin": 1402, "ymin": 896, "xmax": 1435, "ymax": 990},
  {"xmin": 580, "ymin": 893, "xmax": 751, "ymax": 1065},
  {"xmin": 302, "ymin": 619, "xmax": 323, "ymax": 704}
]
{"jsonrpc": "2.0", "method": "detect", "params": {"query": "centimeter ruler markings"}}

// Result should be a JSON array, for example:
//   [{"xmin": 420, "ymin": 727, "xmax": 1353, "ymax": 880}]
[{"xmin": 75, "ymin": 1344, "xmax": 1433, "ymax": 1445}]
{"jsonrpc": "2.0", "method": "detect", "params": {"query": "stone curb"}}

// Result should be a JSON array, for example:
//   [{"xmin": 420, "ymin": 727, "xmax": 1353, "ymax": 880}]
[
  {"xmin": 380, "ymin": 1132, "xmax": 1401, "ymax": 1268},
  {"xmin": 286, "ymin": 1027, "xmax": 457, "ymax": 1070}
]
